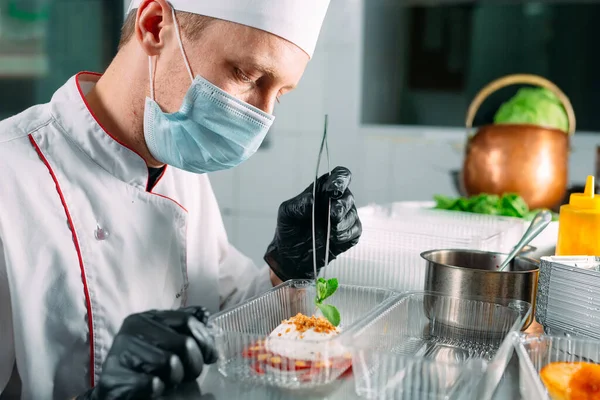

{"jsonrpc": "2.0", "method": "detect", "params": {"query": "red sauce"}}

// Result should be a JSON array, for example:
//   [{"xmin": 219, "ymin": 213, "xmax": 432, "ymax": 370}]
[{"xmin": 242, "ymin": 340, "xmax": 352, "ymax": 381}]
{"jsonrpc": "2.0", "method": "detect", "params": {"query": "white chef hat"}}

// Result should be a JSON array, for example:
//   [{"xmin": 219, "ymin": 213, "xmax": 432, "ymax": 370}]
[{"xmin": 126, "ymin": 0, "xmax": 330, "ymax": 58}]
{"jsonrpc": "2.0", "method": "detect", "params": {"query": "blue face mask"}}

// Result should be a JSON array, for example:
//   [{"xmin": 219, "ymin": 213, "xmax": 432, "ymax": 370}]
[{"xmin": 143, "ymin": 7, "xmax": 275, "ymax": 174}]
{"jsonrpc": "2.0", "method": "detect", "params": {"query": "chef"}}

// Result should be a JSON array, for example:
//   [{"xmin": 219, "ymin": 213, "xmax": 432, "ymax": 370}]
[{"xmin": 0, "ymin": 0, "xmax": 362, "ymax": 398}]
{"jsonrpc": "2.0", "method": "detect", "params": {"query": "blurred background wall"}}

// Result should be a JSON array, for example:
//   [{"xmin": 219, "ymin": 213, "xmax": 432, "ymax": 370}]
[{"xmin": 1, "ymin": 0, "xmax": 598, "ymax": 265}]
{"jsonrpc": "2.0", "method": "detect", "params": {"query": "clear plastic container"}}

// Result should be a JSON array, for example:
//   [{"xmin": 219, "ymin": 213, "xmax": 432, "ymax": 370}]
[
  {"xmin": 513, "ymin": 333, "xmax": 600, "ymax": 400},
  {"xmin": 536, "ymin": 256, "xmax": 600, "ymax": 340},
  {"xmin": 353, "ymin": 353, "xmax": 487, "ymax": 400},
  {"xmin": 323, "ymin": 207, "xmax": 525, "ymax": 292},
  {"xmin": 351, "ymin": 292, "xmax": 531, "ymax": 399},
  {"xmin": 360, "ymin": 205, "xmax": 525, "ymax": 247},
  {"xmin": 207, "ymin": 279, "xmax": 398, "ymax": 389}
]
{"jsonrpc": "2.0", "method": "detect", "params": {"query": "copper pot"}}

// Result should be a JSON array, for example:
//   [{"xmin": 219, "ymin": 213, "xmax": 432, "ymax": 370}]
[{"xmin": 461, "ymin": 74, "xmax": 576, "ymax": 210}]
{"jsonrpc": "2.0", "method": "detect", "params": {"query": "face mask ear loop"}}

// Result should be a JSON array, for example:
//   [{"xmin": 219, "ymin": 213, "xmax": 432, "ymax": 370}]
[
  {"xmin": 148, "ymin": 56, "xmax": 155, "ymax": 100},
  {"xmin": 170, "ymin": 5, "xmax": 194, "ymax": 83}
]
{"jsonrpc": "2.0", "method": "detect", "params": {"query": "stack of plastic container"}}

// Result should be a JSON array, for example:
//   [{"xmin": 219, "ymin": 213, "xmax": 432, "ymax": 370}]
[
  {"xmin": 322, "ymin": 204, "xmax": 525, "ymax": 292},
  {"xmin": 536, "ymin": 256, "xmax": 600, "ymax": 340}
]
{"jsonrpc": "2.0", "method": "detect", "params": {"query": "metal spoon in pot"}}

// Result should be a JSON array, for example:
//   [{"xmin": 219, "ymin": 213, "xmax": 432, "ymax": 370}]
[{"xmin": 498, "ymin": 210, "xmax": 553, "ymax": 272}]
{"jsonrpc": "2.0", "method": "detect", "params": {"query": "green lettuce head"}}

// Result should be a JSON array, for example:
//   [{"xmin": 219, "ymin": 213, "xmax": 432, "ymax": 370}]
[{"xmin": 493, "ymin": 87, "xmax": 569, "ymax": 133}]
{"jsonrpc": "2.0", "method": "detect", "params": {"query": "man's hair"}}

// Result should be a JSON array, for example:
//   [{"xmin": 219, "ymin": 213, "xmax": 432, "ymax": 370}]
[{"xmin": 119, "ymin": 10, "xmax": 215, "ymax": 50}]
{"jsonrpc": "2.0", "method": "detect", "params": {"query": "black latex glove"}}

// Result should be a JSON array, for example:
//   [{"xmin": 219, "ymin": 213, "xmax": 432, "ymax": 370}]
[
  {"xmin": 76, "ymin": 306, "xmax": 217, "ymax": 400},
  {"xmin": 159, "ymin": 381, "xmax": 216, "ymax": 400},
  {"xmin": 265, "ymin": 166, "xmax": 362, "ymax": 282}
]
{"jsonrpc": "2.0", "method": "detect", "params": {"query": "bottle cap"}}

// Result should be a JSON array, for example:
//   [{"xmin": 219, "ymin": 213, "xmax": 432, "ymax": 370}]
[{"xmin": 569, "ymin": 175, "xmax": 600, "ymax": 209}]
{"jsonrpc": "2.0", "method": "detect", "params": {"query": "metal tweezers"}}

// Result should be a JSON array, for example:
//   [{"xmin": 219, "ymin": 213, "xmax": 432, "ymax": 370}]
[{"xmin": 312, "ymin": 115, "xmax": 332, "ymax": 278}]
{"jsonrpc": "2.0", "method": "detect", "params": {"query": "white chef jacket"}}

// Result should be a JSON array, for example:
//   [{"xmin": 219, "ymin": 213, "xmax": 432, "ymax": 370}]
[{"xmin": 0, "ymin": 72, "xmax": 273, "ymax": 399}]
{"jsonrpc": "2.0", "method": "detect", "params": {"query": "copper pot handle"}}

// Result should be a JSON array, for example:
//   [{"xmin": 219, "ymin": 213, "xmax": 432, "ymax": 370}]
[{"xmin": 465, "ymin": 74, "xmax": 576, "ymax": 136}]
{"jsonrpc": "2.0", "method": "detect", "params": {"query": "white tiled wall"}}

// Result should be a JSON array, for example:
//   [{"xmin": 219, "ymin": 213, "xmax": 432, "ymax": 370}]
[{"xmin": 208, "ymin": 0, "xmax": 600, "ymax": 266}]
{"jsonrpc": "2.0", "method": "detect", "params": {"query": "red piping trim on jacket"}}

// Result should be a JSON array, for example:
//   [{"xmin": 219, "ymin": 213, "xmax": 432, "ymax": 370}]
[
  {"xmin": 74, "ymin": 72, "xmax": 185, "ymax": 211},
  {"xmin": 74, "ymin": 72, "xmax": 146, "ymax": 166},
  {"xmin": 29, "ymin": 135, "xmax": 96, "ymax": 388},
  {"xmin": 153, "ymin": 193, "xmax": 188, "ymax": 212}
]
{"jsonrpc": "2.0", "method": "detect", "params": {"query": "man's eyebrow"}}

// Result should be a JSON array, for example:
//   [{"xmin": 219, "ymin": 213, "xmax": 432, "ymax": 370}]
[
  {"xmin": 239, "ymin": 59, "xmax": 297, "ymax": 90},
  {"xmin": 245, "ymin": 60, "xmax": 277, "ymax": 78}
]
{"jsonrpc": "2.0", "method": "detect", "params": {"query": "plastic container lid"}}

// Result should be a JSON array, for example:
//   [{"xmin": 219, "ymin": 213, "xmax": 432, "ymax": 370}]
[{"xmin": 568, "ymin": 176, "xmax": 600, "ymax": 210}]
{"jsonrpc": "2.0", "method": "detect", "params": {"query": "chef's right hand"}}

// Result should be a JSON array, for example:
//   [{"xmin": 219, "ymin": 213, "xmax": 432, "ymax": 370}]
[{"xmin": 75, "ymin": 306, "xmax": 218, "ymax": 400}]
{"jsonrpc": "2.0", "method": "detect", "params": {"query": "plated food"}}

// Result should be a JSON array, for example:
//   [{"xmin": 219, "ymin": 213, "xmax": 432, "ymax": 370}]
[
  {"xmin": 242, "ymin": 313, "xmax": 352, "ymax": 380},
  {"xmin": 541, "ymin": 361, "xmax": 600, "ymax": 400},
  {"xmin": 240, "ymin": 278, "xmax": 353, "ymax": 381},
  {"xmin": 268, "ymin": 313, "xmax": 342, "ymax": 359}
]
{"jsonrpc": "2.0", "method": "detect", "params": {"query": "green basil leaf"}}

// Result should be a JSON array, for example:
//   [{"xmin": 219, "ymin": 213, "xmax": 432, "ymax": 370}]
[
  {"xmin": 500, "ymin": 193, "xmax": 529, "ymax": 218},
  {"xmin": 433, "ymin": 195, "xmax": 456, "ymax": 210},
  {"xmin": 316, "ymin": 278, "xmax": 328, "ymax": 302},
  {"xmin": 455, "ymin": 198, "xmax": 470, "ymax": 211},
  {"xmin": 324, "ymin": 278, "xmax": 339, "ymax": 300},
  {"xmin": 317, "ymin": 303, "xmax": 341, "ymax": 327}
]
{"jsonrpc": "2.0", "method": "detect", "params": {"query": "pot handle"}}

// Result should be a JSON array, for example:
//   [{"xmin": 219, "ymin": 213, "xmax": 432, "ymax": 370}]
[{"xmin": 465, "ymin": 74, "xmax": 576, "ymax": 137}]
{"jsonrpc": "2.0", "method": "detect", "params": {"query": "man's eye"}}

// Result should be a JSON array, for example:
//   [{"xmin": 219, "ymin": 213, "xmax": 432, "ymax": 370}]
[{"xmin": 236, "ymin": 68, "xmax": 253, "ymax": 83}]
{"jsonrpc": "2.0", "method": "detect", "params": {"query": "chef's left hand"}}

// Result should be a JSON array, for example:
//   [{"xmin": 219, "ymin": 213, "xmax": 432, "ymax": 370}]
[{"xmin": 265, "ymin": 166, "xmax": 362, "ymax": 282}]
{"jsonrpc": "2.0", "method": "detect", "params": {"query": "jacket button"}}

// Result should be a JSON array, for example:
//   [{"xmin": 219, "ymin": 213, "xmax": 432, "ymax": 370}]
[{"xmin": 94, "ymin": 225, "xmax": 109, "ymax": 241}]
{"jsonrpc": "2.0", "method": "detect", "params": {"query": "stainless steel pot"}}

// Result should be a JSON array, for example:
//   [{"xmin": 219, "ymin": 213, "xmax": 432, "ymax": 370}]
[{"xmin": 421, "ymin": 249, "xmax": 539, "ymax": 332}]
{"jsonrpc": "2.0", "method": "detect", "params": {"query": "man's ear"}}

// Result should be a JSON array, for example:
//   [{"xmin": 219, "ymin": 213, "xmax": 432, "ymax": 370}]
[{"xmin": 134, "ymin": 0, "xmax": 176, "ymax": 56}]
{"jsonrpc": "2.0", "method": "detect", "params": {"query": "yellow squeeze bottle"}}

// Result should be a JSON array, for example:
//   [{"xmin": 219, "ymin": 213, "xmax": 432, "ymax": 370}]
[{"xmin": 556, "ymin": 175, "xmax": 600, "ymax": 256}]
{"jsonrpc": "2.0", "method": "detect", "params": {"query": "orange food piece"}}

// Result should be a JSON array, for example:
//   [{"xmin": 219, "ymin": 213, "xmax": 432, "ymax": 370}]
[
  {"xmin": 270, "ymin": 356, "xmax": 282, "ymax": 365},
  {"xmin": 315, "ymin": 360, "xmax": 333, "ymax": 369},
  {"xmin": 570, "ymin": 363, "xmax": 600, "ymax": 400},
  {"xmin": 540, "ymin": 362, "xmax": 600, "ymax": 400},
  {"xmin": 541, "ymin": 363, "xmax": 581, "ymax": 400},
  {"xmin": 242, "ymin": 344, "xmax": 267, "ymax": 359}
]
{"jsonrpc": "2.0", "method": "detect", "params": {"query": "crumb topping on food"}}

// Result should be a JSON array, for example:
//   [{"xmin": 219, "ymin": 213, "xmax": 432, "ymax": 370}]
[{"xmin": 280, "ymin": 313, "xmax": 337, "ymax": 335}]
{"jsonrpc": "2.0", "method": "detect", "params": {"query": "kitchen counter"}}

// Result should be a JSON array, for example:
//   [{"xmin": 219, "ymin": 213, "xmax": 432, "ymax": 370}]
[{"xmin": 163, "ymin": 352, "xmax": 526, "ymax": 400}]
